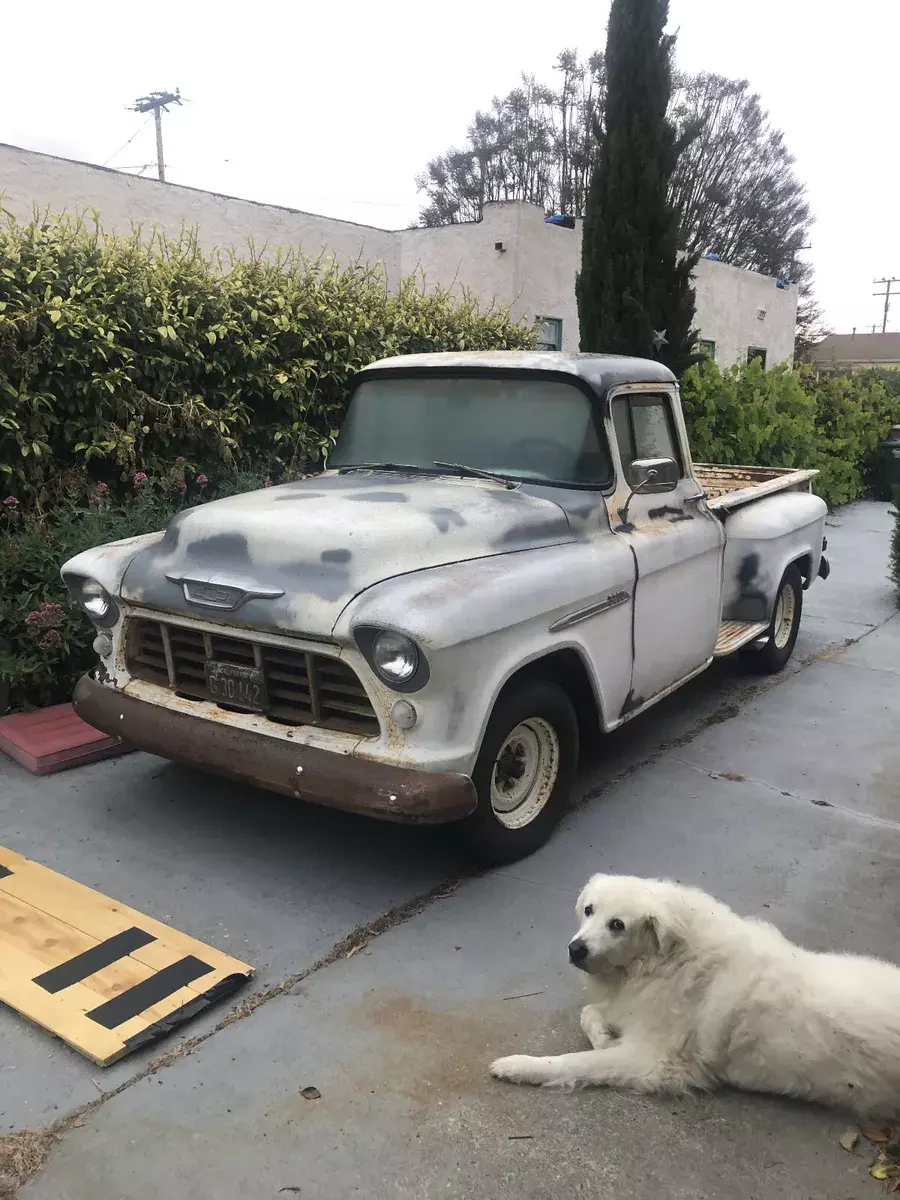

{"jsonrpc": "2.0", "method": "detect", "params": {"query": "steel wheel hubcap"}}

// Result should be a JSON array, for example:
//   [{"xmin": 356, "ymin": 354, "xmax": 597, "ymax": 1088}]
[
  {"xmin": 773, "ymin": 581, "xmax": 797, "ymax": 649},
  {"xmin": 490, "ymin": 718, "xmax": 560, "ymax": 830}
]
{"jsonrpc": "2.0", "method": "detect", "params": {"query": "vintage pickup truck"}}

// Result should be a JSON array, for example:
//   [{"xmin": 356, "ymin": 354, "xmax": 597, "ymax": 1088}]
[{"xmin": 63, "ymin": 352, "xmax": 830, "ymax": 863}]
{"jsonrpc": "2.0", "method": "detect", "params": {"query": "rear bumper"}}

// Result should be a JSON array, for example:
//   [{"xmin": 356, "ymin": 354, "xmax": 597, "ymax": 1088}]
[{"xmin": 73, "ymin": 675, "xmax": 477, "ymax": 825}]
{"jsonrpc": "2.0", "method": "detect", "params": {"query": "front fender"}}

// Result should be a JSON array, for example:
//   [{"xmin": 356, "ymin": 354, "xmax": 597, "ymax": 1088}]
[
  {"xmin": 60, "ymin": 531, "xmax": 165, "ymax": 594},
  {"xmin": 336, "ymin": 540, "xmax": 635, "ymax": 774}
]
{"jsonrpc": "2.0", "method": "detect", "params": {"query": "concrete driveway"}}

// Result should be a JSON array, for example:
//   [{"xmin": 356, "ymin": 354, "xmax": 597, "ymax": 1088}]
[{"xmin": 2, "ymin": 500, "xmax": 898, "ymax": 1199}]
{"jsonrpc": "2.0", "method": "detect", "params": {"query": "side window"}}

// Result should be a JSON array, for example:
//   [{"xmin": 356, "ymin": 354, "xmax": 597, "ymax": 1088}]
[{"xmin": 611, "ymin": 393, "xmax": 683, "ymax": 487}]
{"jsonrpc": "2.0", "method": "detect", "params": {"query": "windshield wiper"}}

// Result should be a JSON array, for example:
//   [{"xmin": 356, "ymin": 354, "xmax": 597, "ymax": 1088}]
[
  {"xmin": 336, "ymin": 462, "xmax": 433, "ymax": 475},
  {"xmin": 433, "ymin": 461, "xmax": 519, "ymax": 490}
]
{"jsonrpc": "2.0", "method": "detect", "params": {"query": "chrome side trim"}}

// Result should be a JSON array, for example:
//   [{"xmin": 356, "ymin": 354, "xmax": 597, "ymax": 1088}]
[{"xmin": 550, "ymin": 590, "xmax": 630, "ymax": 632}]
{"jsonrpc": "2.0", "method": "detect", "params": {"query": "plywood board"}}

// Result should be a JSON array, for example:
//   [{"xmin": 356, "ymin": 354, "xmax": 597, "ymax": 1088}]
[{"xmin": 0, "ymin": 846, "xmax": 253, "ymax": 1065}]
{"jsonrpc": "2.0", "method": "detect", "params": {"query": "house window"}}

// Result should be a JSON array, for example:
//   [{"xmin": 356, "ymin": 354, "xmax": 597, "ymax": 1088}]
[
  {"xmin": 698, "ymin": 339, "xmax": 716, "ymax": 360},
  {"xmin": 537, "ymin": 316, "xmax": 563, "ymax": 351},
  {"xmin": 747, "ymin": 346, "xmax": 767, "ymax": 368}
]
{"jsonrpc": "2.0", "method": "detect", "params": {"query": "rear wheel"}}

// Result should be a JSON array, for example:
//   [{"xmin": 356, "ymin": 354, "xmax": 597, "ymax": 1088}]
[
  {"xmin": 457, "ymin": 680, "xmax": 578, "ymax": 865},
  {"xmin": 740, "ymin": 564, "xmax": 803, "ymax": 675}
]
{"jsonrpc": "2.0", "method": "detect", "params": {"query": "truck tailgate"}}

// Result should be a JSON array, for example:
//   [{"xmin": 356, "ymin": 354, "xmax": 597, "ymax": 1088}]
[{"xmin": 694, "ymin": 463, "xmax": 819, "ymax": 511}]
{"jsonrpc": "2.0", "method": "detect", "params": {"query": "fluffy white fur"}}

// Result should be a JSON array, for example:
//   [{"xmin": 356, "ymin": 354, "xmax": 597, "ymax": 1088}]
[{"xmin": 491, "ymin": 874, "xmax": 900, "ymax": 1116}]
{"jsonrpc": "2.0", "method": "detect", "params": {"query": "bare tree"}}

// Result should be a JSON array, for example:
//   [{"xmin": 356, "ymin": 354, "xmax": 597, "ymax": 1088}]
[{"xmin": 415, "ymin": 56, "xmax": 819, "ymax": 356}]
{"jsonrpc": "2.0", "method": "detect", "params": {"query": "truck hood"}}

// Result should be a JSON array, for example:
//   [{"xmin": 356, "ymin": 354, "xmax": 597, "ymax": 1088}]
[{"xmin": 119, "ymin": 472, "xmax": 574, "ymax": 637}]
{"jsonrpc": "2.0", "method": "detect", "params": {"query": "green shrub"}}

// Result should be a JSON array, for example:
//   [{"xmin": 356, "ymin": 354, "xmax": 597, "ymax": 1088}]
[
  {"xmin": 0, "ymin": 471, "xmax": 269, "ymax": 711},
  {"xmin": 0, "ymin": 211, "xmax": 535, "ymax": 510},
  {"xmin": 681, "ymin": 359, "xmax": 900, "ymax": 509},
  {"xmin": 890, "ymin": 485, "xmax": 900, "ymax": 609}
]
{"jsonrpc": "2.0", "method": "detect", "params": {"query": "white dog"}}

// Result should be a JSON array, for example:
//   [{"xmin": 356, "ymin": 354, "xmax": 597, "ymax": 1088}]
[{"xmin": 491, "ymin": 874, "xmax": 900, "ymax": 1116}]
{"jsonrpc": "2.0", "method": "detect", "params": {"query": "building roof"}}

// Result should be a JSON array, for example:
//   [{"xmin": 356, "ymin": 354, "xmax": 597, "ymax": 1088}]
[
  {"xmin": 811, "ymin": 332, "xmax": 900, "ymax": 364},
  {"xmin": 359, "ymin": 351, "xmax": 677, "ymax": 395}
]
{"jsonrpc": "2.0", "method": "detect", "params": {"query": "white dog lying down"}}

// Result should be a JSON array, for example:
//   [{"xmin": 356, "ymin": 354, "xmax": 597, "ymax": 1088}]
[{"xmin": 491, "ymin": 874, "xmax": 900, "ymax": 1116}]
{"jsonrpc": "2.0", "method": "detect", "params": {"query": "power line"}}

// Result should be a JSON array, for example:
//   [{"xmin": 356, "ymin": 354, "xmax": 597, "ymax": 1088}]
[{"xmin": 102, "ymin": 115, "xmax": 153, "ymax": 167}]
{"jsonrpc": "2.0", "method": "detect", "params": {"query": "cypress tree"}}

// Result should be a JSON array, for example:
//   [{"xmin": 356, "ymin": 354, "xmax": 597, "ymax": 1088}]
[{"xmin": 577, "ymin": 0, "xmax": 699, "ymax": 374}]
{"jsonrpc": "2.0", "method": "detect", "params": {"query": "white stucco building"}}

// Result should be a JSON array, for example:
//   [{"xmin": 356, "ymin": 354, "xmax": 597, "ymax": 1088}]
[{"xmin": 0, "ymin": 143, "xmax": 798, "ymax": 367}]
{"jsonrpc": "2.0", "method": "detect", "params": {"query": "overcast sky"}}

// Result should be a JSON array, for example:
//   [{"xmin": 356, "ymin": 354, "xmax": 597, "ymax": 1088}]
[{"xmin": 1, "ymin": 0, "xmax": 896, "ymax": 334}]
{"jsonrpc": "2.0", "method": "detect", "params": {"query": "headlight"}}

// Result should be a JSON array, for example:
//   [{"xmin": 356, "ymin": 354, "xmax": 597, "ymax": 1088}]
[
  {"xmin": 372, "ymin": 631, "xmax": 418, "ymax": 683},
  {"xmin": 72, "ymin": 577, "xmax": 118, "ymax": 627}
]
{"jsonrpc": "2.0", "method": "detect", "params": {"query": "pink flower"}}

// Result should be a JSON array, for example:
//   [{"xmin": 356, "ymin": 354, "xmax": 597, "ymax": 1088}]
[
  {"xmin": 133, "ymin": 471, "xmax": 148, "ymax": 487},
  {"xmin": 89, "ymin": 495, "xmax": 99, "ymax": 507},
  {"xmin": 196, "ymin": 473, "xmax": 209, "ymax": 485},
  {"xmin": 177, "ymin": 481, "xmax": 187, "ymax": 494},
  {"xmin": 176, "ymin": 456, "xmax": 185, "ymax": 463},
  {"xmin": 264, "ymin": 478, "xmax": 273, "ymax": 488},
  {"xmin": 95, "ymin": 481, "xmax": 108, "ymax": 493},
  {"xmin": 9, "ymin": 543, "xmax": 17, "ymax": 554},
  {"xmin": 39, "ymin": 629, "xmax": 63, "ymax": 650},
  {"xmin": 26, "ymin": 602, "xmax": 65, "ymax": 630},
  {"xmin": 3, "ymin": 496, "xmax": 19, "ymax": 508}
]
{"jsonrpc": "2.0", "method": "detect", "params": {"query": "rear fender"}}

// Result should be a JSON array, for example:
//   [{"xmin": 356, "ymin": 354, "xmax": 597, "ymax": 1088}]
[{"xmin": 722, "ymin": 492, "xmax": 826, "ymax": 623}]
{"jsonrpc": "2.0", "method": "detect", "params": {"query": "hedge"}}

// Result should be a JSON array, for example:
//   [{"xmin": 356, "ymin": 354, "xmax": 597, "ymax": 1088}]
[
  {"xmin": 681, "ymin": 359, "xmax": 900, "ymax": 508},
  {"xmin": 3, "ymin": 211, "xmax": 900, "ymax": 712},
  {"xmin": 1, "ymin": 480, "xmax": 229, "ymax": 711},
  {"xmin": 0, "ymin": 211, "xmax": 535, "ymax": 509}
]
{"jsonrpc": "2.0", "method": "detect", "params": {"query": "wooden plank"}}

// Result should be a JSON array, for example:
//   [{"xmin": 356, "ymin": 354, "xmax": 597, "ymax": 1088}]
[
  {"xmin": 0, "ymin": 861, "xmax": 248, "ymax": 979},
  {"xmin": 0, "ymin": 891, "xmax": 176, "ymax": 1003},
  {"xmin": 0, "ymin": 941, "xmax": 129, "ymax": 1066},
  {"xmin": 0, "ymin": 845, "xmax": 252, "ymax": 1065}
]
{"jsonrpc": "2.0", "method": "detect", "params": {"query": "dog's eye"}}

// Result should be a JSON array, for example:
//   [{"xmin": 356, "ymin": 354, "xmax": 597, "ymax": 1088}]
[
  {"xmin": 583, "ymin": 904, "xmax": 594, "ymax": 917},
  {"xmin": 608, "ymin": 918, "xmax": 625, "ymax": 933}
]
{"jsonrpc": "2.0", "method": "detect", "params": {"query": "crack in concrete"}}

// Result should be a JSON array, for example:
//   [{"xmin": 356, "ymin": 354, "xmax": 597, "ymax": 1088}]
[
  {"xmin": 10, "ymin": 610, "xmax": 899, "ymax": 1194},
  {"xmin": 577, "ymin": 612, "xmax": 898, "ymax": 809},
  {"xmin": 673, "ymin": 757, "xmax": 900, "ymax": 836},
  {"xmin": 1, "ymin": 876, "xmax": 465, "ymax": 1196}
]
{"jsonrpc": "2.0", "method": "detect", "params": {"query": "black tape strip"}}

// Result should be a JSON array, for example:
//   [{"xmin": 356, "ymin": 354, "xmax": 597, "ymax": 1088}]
[
  {"xmin": 86, "ymin": 955, "xmax": 212, "ymax": 1029},
  {"xmin": 0, "ymin": 865, "xmax": 13, "ymax": 880},
  {"xmin": 33, "ymin": 927, "xmax": 157, "ymax": 994},
  {"xmin": 121, "ymin": 972, "xmax": 251, "ymax": 1055}
]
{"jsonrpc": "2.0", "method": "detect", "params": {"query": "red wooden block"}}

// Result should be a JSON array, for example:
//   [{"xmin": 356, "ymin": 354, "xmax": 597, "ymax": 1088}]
[{"xmin": 0, "ymin": 703, "xmax": 132, "ymax": 775}]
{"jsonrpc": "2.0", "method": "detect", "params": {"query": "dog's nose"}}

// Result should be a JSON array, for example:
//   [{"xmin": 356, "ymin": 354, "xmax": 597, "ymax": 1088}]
[{"xmin": 568, "ymin": 938, "xmax": 588, "ymax": 966}]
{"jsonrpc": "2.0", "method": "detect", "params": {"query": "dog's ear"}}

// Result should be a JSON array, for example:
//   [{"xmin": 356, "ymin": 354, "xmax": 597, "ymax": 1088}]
[{"xmin": 645, "ymin": 909, "xmax": 684, "ymax": 958}]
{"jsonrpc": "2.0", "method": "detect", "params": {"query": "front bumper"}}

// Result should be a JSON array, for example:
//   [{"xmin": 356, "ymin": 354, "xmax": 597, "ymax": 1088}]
[{"xmin": 73, "ymin": 675, "xmax": 477, "ymax": 825}]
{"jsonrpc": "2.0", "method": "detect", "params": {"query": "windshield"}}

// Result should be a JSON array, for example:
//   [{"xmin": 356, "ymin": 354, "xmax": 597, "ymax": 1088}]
[{"xmin": 330, "ymin": 375, "xmax": 612, "ymax": 487}]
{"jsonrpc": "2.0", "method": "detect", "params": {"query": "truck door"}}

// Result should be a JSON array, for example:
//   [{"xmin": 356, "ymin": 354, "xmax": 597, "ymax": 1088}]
[{"xmin": 606, "ymin": 386, "xmax": 724, "ymax": 715}]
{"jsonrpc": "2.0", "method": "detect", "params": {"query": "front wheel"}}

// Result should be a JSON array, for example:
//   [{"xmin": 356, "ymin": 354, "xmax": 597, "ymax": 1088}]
[
  {"xmin": 740, "ymin": 564, "xmax": 803, "ymax": 675},
  {"xmin": 457, "ymin": 680, "xmax": 578, "ymax": 865}
]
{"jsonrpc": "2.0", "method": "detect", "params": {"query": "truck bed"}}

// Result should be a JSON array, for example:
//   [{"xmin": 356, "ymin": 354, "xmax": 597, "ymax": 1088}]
[{"xmin": 694, "ymin": 463, "xmax": 819, "ymax": 511}]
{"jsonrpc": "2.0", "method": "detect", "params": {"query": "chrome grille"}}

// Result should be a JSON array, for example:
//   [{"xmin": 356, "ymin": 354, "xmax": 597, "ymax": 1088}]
[{"xmin": 126, "ymin": 618, "xmax": 378, "ymax": 736}]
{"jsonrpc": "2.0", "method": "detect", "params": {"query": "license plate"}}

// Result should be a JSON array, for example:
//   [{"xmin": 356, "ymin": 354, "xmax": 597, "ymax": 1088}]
[{"xmin": 204, "ymin": 662, "xmax": 267, "ymax": 712}]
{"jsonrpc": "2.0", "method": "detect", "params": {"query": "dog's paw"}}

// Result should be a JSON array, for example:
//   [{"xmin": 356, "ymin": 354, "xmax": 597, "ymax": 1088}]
[{"xmin": 490, "ymin": 1054, "xmax": 551, "ymax": 1086}]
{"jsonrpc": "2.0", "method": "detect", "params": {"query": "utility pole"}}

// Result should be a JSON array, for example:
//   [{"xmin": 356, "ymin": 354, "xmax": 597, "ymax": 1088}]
[
  {"xmin": 873, "ymin": 277, "xmax": 900, "ymax": 334},
  {"xmin": 129, "ymin": 90, "xmax": 181, "ymax": 183}
]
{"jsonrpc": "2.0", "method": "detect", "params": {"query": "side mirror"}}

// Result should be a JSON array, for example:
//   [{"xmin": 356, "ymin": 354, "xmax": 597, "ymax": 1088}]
[
  {"xmin": 617, "ymin": 457, "xmax": 679, "ymax": 525},
  {"xmin": 629, "ymin": 457, "xmax": 679, "ymax": 494}
]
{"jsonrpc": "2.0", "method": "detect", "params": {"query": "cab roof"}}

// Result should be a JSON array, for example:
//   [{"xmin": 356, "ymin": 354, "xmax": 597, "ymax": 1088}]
[{"xmin": 357, "ymin": 350, "xmax": 677, "ymax": 397}]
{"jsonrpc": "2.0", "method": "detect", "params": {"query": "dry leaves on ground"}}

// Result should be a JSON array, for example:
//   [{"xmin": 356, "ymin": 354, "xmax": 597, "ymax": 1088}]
[{"xmin": 843, "ymin": 1124, "xmax": 900, "ymax": 1188}]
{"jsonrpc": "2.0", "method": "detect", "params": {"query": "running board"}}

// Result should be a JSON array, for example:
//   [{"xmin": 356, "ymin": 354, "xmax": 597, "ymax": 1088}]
[{"xmin": 714, "ymin": 619, "xmax": 770, "ymax": 657}]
